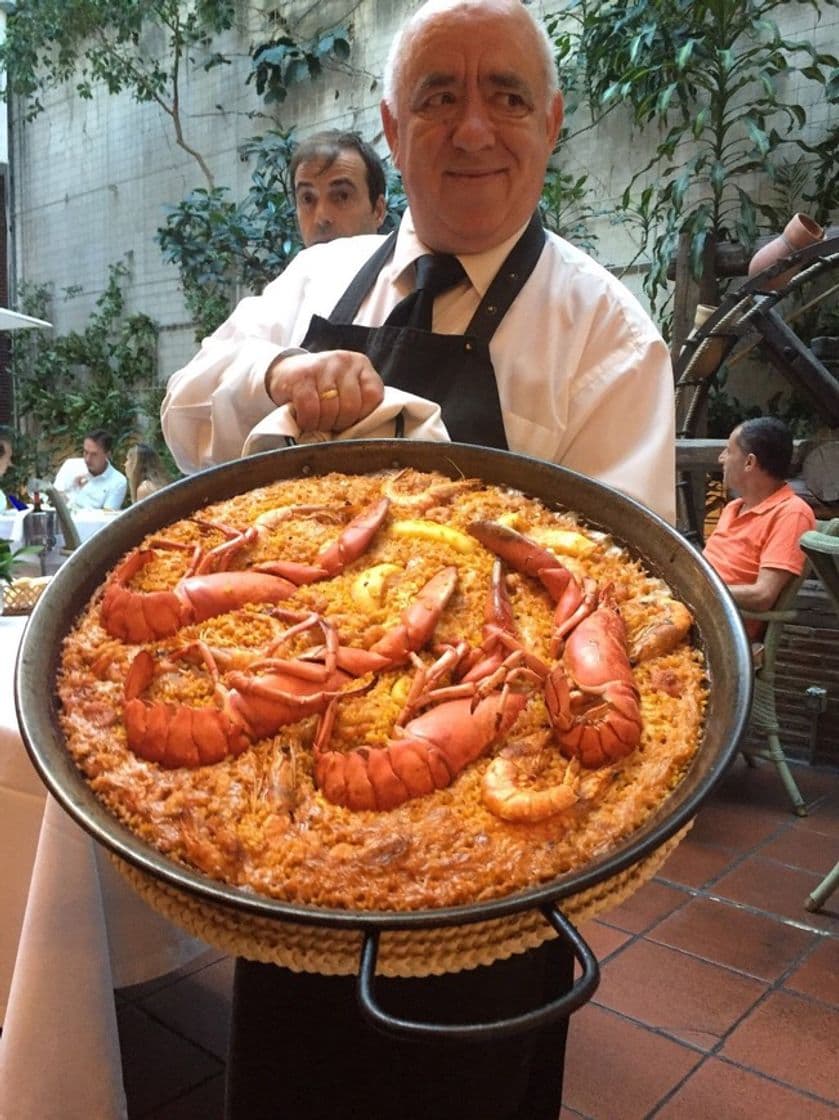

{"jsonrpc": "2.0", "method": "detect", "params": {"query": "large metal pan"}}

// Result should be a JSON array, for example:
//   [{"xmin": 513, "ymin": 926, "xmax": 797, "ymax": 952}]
[{"xmin": 15, "ymin": 440, "xmax": 752, "ymax": 1040}]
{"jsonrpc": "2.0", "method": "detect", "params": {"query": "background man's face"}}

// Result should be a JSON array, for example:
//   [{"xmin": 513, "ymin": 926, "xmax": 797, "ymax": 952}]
[
  {"xmin": 83, "ymin": 438, "xmax": 109, "ymax": 477},
  {"xmin": 0, "ymin": 440, "xmax": 11, "ymax": 478},
  {"xmin": 294, "ymin": 149, "xmax": 386, "ymax": 246}
]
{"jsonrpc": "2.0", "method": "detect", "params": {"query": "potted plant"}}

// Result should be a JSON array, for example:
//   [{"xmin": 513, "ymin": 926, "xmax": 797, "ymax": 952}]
[{"xmin": 551, "ymin": 0, "xmax": 838, "ymax": 326}]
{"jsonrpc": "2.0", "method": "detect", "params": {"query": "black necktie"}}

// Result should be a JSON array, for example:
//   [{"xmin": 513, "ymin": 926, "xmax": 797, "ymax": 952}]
[{"xmin": 385, "ymin": 254, "xmax": 466, "ymax": 331}]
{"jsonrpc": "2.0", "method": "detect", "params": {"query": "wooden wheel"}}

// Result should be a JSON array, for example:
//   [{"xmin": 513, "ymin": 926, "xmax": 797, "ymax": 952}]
[{"xmin": 674, "ymin": 233, "xmax": 839, "ymax": 539}]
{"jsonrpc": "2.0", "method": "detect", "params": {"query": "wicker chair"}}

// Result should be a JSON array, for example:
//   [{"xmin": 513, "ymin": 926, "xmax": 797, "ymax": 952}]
[
  {"xmin": 799, "ymin": 518, "xmax": 839, "ymax": 911},
  {"xmin": 740, "ymin": 570, "xmax": 811, "ymax": 816},
  {"xmin": 739, "ymin": 518, "xmax": 839, "ymax": 817}
]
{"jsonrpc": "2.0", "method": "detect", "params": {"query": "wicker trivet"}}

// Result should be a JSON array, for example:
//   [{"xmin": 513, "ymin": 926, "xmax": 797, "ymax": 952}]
[
  {"xmin": 110, "ymin": 821, "xmax": 692, "ymax": 977},
  {"xmin": 2, "ymin": 576, "xmax": 50, "ymax": 615}
]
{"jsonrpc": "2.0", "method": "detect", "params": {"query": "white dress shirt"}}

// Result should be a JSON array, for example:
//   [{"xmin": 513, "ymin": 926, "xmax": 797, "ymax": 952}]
[
  {"xmin": 162, "ymin": 210, "xmax": 675, "ymax": 521},
  {"xmin": 53, "ymin": 458, "xmax": 128, "ymax": 511}
]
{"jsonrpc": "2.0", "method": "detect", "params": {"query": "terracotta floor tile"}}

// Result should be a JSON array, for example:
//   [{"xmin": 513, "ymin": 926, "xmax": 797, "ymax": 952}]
[
  {"xmin": 575, "ymin": 920, "xmax": 632, "ymax": 964},
  {"xmin": 797, "ymin": 800, "xmax": 839, "ymax": 838},
  {"xmin": 145, "ymin": 1074, "xmax": 225, "ymax": 1120},
  {"xmin": 139, "ymin": 955, "xmax": 234, "ymax": 1060},
  {"xmin": 655, "ymin": 1056, "xmax": 839, "ymax": 1119},
  {"xmin": 721, "ymin": 989, "xmax": 839, "ymax": 1102},
  {"xmin": 597, "ymin": 879, "xmax": 686, "ymax": 934},
  {"xmin": 117, "ymin": 1004, "xmax": 222, "ymax": 1118},
  {"xmin": 758, "ymin": 825, "xmax": 839, "ymax": 875},
  {"xmin": 563, "ymin": 1003, "xmax": 701, "ymax": 1120},
  {"xmin": 593, "ymin": 939, "xmax": 766, "ymax": 1050},
  {"xmin": 784, "ymin": 936, "xmax": 839, "ymax": 1006},
  {"xmin": 649, "ymin": 896, "xmax": 816, "ymax": 980},
  {"xmin": 706, "ymin": 759, "xmax": 816, "ymax": 817},
  {"xmin": 792, "ymin": 766, "xmax": 839, "ymax": 801},
  {"xmin": 655, "ymin": 835, "xmax": 734, "ymax": 888},
  {"xmin": 711, "ymin": 855, "xmax": 839, "ymax": 931},
  {"xmin": 688, "ymin": 799, "xmax": 786, "ymax": 853}
]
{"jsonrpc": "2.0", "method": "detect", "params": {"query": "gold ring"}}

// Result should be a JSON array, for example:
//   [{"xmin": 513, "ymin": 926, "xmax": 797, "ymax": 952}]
[{"xmin": 319, "ymin": 388, "xmax": 339, "ymax": 401}]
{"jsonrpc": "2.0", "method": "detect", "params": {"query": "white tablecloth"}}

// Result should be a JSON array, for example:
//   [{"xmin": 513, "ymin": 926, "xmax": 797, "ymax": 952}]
[
  {"xmin": 70, "ymin": 508, "xmax": 124, "ymax": 544},
  {"xmin": 0, "ymin": 506, "xmax": 120, "ymax": 554},
  {"xmin": 0, "ymin": 511, "xmax": 27, "ymax": 553},
  {"xmin": 0, "ymin": 615, "xmax": 205, "ymax": 1119}
]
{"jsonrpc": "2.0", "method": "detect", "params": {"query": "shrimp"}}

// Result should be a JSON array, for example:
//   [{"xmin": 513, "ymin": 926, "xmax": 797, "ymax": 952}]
[{"xmin": 481, "ymin": 733, "xmax": 582, "ymax": 823}]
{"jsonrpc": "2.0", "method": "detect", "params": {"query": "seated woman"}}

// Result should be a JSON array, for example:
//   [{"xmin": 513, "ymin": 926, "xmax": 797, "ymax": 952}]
[{"xmin": 125, "ymin": 443, "xmax": 172, "ymax": 503}]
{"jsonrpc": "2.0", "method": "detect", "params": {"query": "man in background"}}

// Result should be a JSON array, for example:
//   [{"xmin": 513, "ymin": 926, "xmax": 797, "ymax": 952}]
[
  {"xmin": 704, "ymin": 416, "xmax": 815, "ymax": 633},
  {"xmin": 53, "ymin": 429, "xmax": 127, "ymax": 510},
  {"xmin": 291, "ymin": 129, "xmax": 388, "ymax": 247}
]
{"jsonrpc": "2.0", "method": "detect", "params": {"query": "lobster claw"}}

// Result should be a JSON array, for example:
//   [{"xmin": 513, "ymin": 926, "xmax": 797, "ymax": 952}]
[
  {"xmin": 467, "ymin": 521, "xmax": 597, "ymax": 652},
  {"xmin": 545, "ymin": 598, "xmax": 642, "ymax": 769}
]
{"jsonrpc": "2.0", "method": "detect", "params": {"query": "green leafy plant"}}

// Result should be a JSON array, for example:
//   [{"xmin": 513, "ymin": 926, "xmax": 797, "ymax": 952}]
[
  {"xmin": 157, "ymin": 129, "xmax": 302, "ymax": 339},
  {"xmin": 0, "ymin": 539, "xmax": 41, "ymax": 584},
  {"xmin": 10, "ymin": 261, "xmax": 162, "ymax": 482},
  {"xmin": 539, "ymin": 166, "xmax": 600, "ymax": 253},
  {"xmin": 0, "ymin": 0, "xmax": 236, "ymax": 186},
  {"xmin": 554, "ymin": 0, "xmax": 839, "ymax": 315},
  {"xmin": 249, "ymin": 22, "xmax": 351, "ymax": 105}
]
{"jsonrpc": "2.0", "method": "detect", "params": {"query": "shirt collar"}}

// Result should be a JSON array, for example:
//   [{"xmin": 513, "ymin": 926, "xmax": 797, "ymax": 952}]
[
  {"xmin": 731, "ymin": 482, "xmax": 794, "ymax": 517},
  {"xmin": 392, "ymin": 208, "xmax": 530, "ymax": 297}
]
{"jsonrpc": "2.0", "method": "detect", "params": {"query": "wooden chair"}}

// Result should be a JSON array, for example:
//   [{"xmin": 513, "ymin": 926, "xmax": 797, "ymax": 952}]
[
  {"xmin": 799, "ymin": 518, "xmax": 839, "ymax": 911},
  {"xmin": 44, "ymin": 485, "xmax": 82, "ymax": 552}
]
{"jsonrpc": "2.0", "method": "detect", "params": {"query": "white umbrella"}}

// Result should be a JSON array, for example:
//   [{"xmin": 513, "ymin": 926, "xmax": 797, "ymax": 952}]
[{"xmin": 0, "ymin": 307, "xmax": 52, "ymax": 331}]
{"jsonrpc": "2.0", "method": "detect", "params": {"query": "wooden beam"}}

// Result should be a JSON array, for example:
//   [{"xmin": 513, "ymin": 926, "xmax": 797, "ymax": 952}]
[{"xmin": 676, "ymin": 438, "xmax": 811, "ymax": 472}]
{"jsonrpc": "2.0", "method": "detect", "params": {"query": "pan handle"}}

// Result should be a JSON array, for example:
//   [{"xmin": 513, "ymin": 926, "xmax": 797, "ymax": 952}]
[{"xmin": 356, "ymin": 903, "xmax": 599, "ymax": 1043}]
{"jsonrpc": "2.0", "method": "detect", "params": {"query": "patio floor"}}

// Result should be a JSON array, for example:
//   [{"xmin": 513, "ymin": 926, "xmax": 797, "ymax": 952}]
[{"xmin": 116, "ymin": 756, "xmax": 839, "ymax": 1119}]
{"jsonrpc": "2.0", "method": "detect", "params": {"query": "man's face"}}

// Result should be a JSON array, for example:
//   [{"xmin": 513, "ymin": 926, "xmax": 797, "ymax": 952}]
[
  {"xmin": 82, "ymin": 438, "xmax": 108, "ymax": 477},
  {"xmin": 0, "ymin": 440, "xmax": 11, "ymax": 479},
  {"xmin": 719, "ymin": 427, "xmax": 750, "ymax": 493},
  {"xmin": 381, "ymin": 0, "xmax": 563, "ymax": 254},
  {"xmin": 294, "ymin": 149, "xmax": 386, "ymax": 247}
]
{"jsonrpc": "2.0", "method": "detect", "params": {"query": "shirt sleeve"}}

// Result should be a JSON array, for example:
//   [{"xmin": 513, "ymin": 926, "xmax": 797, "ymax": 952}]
[
  {"xmin": 160, "ymin": 244, "xmax": 356, "ymax": 474},
  {"xmin": 547, "ymin": 287, "xmax": 676, "ymax": 524}
]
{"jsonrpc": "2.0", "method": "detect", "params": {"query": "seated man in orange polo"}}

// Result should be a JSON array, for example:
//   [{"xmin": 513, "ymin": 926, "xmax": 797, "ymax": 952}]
[{"xmin": 703, "ymin": 417, "xmax": 815, "ymax": 635}]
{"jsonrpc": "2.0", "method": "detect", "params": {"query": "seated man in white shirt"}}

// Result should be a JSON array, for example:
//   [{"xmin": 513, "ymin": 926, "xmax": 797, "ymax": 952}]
[{"xmin": 53, "ymin": 429, "xmax": 128, "ymax": 511}]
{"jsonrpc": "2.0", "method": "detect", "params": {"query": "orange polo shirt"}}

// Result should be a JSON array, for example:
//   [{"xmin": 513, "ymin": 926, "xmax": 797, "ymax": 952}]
[{"xmin": 703, "ymin": 484, "xmax": 815, "ymax": 635}]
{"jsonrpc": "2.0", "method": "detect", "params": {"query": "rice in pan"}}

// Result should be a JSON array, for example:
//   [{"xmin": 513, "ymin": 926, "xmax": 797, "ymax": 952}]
[{"xmin": 57, "ymin": 469, "xmax": 707, "ymax": 911}]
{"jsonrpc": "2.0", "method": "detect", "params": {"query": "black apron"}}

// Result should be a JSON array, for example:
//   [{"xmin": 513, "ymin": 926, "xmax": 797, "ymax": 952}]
[{"xmin": 300, "ymin": 212, "xmax": 546, "ymax": 449}]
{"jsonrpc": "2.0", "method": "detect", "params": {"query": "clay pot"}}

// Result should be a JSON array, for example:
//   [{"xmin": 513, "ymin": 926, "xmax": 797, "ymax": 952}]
[{"xmin": 748, "ymin": 213, "xmax": 824, "ymax": 291}]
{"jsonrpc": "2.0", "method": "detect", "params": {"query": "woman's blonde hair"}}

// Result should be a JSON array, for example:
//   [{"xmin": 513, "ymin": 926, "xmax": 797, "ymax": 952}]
[{"xmin": 125, "ymin": 443, "xmax": 171, "ymax": 503}]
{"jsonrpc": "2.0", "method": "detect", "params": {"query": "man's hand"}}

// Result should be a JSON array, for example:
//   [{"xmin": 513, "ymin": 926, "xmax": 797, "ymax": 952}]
[{"xmin": 265, "ymin": 350, "xmax": 384, "ymax": 433}]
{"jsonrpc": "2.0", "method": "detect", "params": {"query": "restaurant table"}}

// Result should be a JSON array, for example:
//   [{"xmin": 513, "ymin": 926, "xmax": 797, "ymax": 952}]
[
  {"xmin": 0, "ymin": 506, "xmax": 119, "ymax": 553},
  {"xmin": 0, "ymin": 614, "xmax": 206, "ymax": 1120}
]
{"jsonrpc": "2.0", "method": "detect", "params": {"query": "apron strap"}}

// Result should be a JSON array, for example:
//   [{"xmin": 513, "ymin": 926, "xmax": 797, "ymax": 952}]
[
  {"xmin": 466, "ymin": 213, "xmax": 546, "ymax": 342},
  {"xmin": 329, "ymin": 232, "xmax": 398, "ymax": 322}
]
